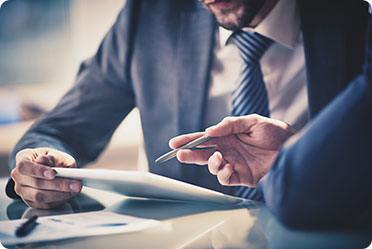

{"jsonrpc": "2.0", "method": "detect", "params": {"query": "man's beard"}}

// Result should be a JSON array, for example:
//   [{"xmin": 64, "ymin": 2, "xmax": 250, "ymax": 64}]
[{"xmin": 213, "ymin": 0, "xmax": 266, "ymax": 30}]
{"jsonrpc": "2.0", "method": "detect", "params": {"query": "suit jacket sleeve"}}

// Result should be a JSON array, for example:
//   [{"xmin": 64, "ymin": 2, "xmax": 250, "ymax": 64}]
[
  {"xmin": 257, "ymin": 72, "xmax": 372, "ymax": 229},
  {"xmin": 6, "ymin": 1, "xmax": 140, "ymax": 198}
]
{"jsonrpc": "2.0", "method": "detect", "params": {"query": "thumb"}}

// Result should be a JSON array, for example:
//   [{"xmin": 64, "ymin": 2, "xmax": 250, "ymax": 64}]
[
  {"xmin": 35, "ymin": 154, "xmax": 55, "ymax": 167},
  {"xmin": 205, "ymin": 115, "xmax": 259, "ymax": 137},
  {"xmin": 36, "ymin": 148, "xmax": 77, "ymax": 168}
]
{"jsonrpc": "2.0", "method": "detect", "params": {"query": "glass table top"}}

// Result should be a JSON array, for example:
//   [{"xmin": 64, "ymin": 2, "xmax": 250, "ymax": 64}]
[{"xmin": 0, "ymin": 177, "xmax": 370, "ymax": 249}]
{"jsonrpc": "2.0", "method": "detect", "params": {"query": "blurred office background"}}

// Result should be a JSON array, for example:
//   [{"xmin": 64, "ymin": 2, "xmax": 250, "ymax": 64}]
[{"xmin": 0, "ymin": 0, "xmax": 142, "ymax": 176}]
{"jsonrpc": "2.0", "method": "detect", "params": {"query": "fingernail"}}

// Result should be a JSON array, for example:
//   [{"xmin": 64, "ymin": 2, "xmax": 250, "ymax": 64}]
[
  {"xmin": 44, "ymin": 170, "xmax": 53, "ymax": 178},
  {"xmin": 70, "ymin": 183, "xmax": 81, "ymax": 192}
]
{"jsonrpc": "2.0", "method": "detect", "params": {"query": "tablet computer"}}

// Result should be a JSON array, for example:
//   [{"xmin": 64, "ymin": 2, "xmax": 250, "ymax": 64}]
[{"xmin": 53, "ymin": 168, "xmax": 243, "ymax": 205}]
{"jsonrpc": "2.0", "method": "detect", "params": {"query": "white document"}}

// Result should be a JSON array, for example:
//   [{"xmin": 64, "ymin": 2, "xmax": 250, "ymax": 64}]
[
  {"xmin": 53, "ymin": 168, "xmax": 243, "ymax": 205},
  {"xmin": 0, "ymin": 211, "xmax": 161, "ymax": 246}
]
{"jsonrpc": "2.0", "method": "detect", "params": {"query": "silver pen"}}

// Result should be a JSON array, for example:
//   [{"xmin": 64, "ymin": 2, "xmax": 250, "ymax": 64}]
[{"xmin": 155, "ymin": 136, "xmax": 215, "ymax": 164}]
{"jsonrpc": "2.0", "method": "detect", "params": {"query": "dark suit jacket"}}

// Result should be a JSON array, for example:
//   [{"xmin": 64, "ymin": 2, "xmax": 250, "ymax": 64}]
[
  {"xmin": 5, "ymin": 0, "xmax": 370, "ymax": 198},
  {"xmin": 258, "ymin": 18, "xmax": 372, "ymax": 228}
]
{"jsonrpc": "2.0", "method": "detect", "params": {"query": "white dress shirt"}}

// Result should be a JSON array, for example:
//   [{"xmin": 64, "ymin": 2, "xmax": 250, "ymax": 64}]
[{"xmin": 204, "ymin": 0, "xmax": 309, "ymax": 130}]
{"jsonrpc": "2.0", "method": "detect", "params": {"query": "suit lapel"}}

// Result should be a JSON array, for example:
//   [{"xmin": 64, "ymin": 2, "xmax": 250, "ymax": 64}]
[
  {"xmin": 166, "ymin": 6, "xmax": 233, "ymax": 193},
  {"xmin": 175, "ymin": 8, "xmax": 216, "ymax": 134}
]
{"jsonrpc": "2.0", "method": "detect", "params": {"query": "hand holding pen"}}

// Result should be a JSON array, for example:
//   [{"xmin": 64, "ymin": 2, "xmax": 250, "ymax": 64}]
[{"xmin": 161, "ymin": 115, "xmax": 297, "ymax": 187}]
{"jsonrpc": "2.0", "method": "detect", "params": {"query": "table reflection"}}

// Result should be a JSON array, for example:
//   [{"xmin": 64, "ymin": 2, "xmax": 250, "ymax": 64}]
[
  {"xmin": 1, "ymin": 180, "xmax": 371, "ymax": 249},
  {"xmin": 6, "ymin": 193, "xmax": 105, "ymax": 220}
]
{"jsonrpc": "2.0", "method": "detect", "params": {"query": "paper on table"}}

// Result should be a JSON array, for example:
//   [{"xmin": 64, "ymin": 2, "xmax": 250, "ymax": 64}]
[{"xmin": 0, "ymin": 211, "xmax": 161, "ymax": 246}]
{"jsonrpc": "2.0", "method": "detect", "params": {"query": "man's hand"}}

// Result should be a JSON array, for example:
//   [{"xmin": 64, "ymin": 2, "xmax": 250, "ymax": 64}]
[
  {"xmin": 11, "ymin": 148, "xmax": 82, "ymax": 209},
  {"xmin": 169, "ymin": 114, "xmax": 297, "ymax": 187}
]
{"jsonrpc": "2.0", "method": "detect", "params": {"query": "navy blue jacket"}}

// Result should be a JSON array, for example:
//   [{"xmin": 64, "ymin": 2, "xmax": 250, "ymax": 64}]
[{"xmin": 258, "ymin": 19, "xmax": 372, "ymax": 228}]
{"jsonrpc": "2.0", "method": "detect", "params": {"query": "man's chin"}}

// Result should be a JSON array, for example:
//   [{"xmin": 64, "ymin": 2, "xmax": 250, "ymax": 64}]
[
  {"xmin": 219, "ymin": 23, "xmax": 239, "ymax": 31},
  {"xmin": 215, "ymin": 17, "xmax": 243, "ymax": 30}
]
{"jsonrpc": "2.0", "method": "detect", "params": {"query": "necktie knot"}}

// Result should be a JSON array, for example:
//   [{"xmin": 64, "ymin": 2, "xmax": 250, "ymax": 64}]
[
  {"xmin": 231, "ymin": 31, "xmax": 273, "ymax": 64},
  {"xmin": 230, "ymin": 30, "xmax": 272, "ymax": 118}
]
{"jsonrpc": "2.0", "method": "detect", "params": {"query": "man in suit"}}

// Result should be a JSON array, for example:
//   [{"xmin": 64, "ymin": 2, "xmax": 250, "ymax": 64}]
[{"xmin": 6, "ymin": 0, "xmax": 369, "ymax": 209}]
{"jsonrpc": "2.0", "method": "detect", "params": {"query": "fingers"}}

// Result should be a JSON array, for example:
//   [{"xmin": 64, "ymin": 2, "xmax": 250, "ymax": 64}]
[
  {"xmin": 18, "ymin": 186, "xmax": 79, "ymax": 203},
  {"xmin": 12, "ymin": 170, "xmax": 81, "ymax": 193},
  {"xmin": 216, "ymin": 164, "xmax": 234, "ymax": 186},
  {"xmin": 208, "ymin": 152, "xmax": 233, "ymax": 186},
  {"xmin": 208, "ymin": 151, "xmax": 223, "ymax": 174},
  {"xmin": 17, "ymin": 147, "xmax": 76, "ymax": 168},
  {"xmin": 16, "ymin": 186, "xmax": 79, "ymax": 209},
  {"xmin": 169, "ymin": 132, "xmax": 205, "ymax": 149},
  {"xmin": 15, "ymin": 149, "xmax": 57, "ymax": 179},
  {"xmin": 176, "ymin": 149, "xmax": 237, "ymax": 186},
  {"xmin": 208, "ymin": 152, "xmax": 243, "ymax": 186},
  {"xmin": 23, "ymin": 200, "xmax": 66, "ymax": 210},
  {"xmin": 16, "ymin": 160, "xmax": 56, "ymax": 179},
  {"xmin": 35, "ymin": 155, "xmax": 55, "ymax": 167},
  {"xmin": 12, "ymin": 148, "xmax": 80, "ymax": 209},
  {"xmin": 176, "ymin": 148, "xmax": 216, "ymax": 165},
  {"xmin": 48, "ymin": 150, "xmax": 76, "ymax": 168},
  {"xmin": 12, "ymin": 166, "xmax": 81, "ymax": 209},
  {"xmin": 205, "ymin": 115, "xmax": 260, "ymax": 137},
  {"xmin": 12, "ymin": 169, "xmax": 82, "ymax": 209}
]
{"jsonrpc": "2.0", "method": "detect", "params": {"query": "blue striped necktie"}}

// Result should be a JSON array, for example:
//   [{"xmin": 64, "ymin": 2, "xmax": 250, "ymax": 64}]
[{"xmin": 231, "ymin": 31, "xmax": 273, "ymax": 200}]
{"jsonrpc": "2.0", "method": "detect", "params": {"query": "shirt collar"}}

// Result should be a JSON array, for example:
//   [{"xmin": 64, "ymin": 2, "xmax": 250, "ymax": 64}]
[{"xmin": 219, "ymin": 0, "xmax": 300, "ymax": 49}]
